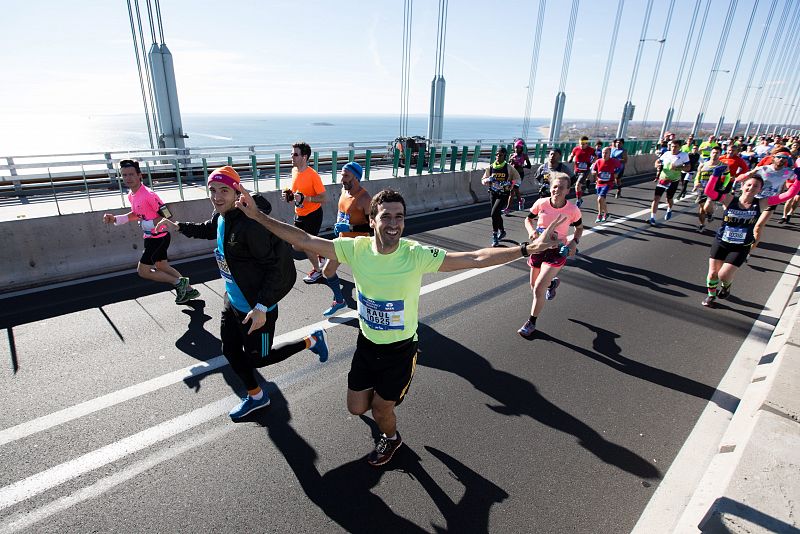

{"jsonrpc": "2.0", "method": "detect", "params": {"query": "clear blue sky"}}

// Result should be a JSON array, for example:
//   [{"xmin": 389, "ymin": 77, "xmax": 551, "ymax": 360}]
[{"xmin": 0, "ymin": 0, "xmax": 796, "ymax": 126}]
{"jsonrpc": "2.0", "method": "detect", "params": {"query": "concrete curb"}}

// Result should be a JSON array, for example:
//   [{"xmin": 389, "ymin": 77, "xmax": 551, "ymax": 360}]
[{"xmin": 696, "ymin": 294, "xmax": 800, "ymax": 533}]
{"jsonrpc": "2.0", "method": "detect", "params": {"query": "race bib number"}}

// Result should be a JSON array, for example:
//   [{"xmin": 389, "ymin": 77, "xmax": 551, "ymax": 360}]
[
  {"xmin": 358, "ymin": 292, "xmax": 405, "ymax": 330},
  {"xmin": 657, "ymin": 178, "xmax": 673, "ymax": 188},
  {"xmin": 722, "ymin": 227, "xmax": 747, "ymax": 244},
  {"xmin": 215, "ymin": 248, "xmax": 234, "ymax": 282},
  {"xmin": 599, "ymin": 171, "xmax": 611, "ymax": 181},
  {"xmin": 577, "ymin": 162, "xmax": 588, "ymax": 171}
]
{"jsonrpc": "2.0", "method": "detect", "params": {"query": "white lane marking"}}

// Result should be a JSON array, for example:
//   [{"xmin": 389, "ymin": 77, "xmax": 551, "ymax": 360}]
[
  {"xmin": 0, "ymin": 396, "xmax": 234, "ymax": 512},
  {"xmin": 0, "ymin": 424, "xmax": 235, "ymax": 534},
  {"xmin": 0, "ymin": 192, "xmax": 695, "ymax": 447},
  {"xmin": 631, "ymin": 247, "xmax": 800, "ymax": 534}
]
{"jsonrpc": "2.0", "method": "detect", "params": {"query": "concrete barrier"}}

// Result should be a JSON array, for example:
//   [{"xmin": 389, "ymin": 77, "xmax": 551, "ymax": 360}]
[{"xmin": 1, "ymin": 154, "xmax": 656, "ymax": 291}]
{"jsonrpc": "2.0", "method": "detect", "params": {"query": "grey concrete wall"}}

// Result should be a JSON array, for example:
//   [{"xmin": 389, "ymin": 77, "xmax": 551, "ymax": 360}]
[{"xmin": 1, "ymin": 154, "xmax": 656, "ymax": 291}]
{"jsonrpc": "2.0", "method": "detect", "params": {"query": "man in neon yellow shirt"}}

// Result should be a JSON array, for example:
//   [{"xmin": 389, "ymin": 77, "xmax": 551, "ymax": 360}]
[{"xmin": 235, "ymin": 187, "xmax": 564, "ymax": 466}]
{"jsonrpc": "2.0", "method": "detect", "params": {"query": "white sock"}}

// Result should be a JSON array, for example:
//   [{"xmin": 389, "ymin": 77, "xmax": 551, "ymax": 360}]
[
  {"xmin": 383, "ymin": 433, "xmax": 397, "ymax": 441},
  {"xmin": 307, "ymin": 335, "xmax": 317, "ymax": 349},
  {"xmin": 251, "ymin": 390, "xmax": 264, "ymax": 400}
]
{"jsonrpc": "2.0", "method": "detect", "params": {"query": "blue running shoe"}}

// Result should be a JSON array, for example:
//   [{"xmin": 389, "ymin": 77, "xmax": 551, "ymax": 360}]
[
  {"xmin": 649, "ymin": 216, "xmax": 656, "ymax": 226},
  {"xmin": 322, "ymin": 300, "xmax": 346, "ymax": 317},
  {"xmin": 309, "ymin": 329, "xmax": 329, "ymax": 362},
  {"xmin": 229, "ymin": 393, "xmax": 271, "ymax": 420},
  {"xmin": 576, "ymin": 198, "xmax": 584, "ymax": 208},
  {"xmin": 665, "ymin": 210, "xmax": 673, "ymax": 221},
  {"xmin": 545, "ymin": 277, "xmax": 560, "ymax": 301},
  {"xmin": 491, "ymin": 234, "xmax": 500, "ymax": 247}
]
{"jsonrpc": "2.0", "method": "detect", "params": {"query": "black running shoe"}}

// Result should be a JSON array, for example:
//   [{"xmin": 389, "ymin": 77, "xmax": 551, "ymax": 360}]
[
  {"xmin": 367, "ymin": 433, "xmax": 403, "ymax": 467},
  {"xmin": 717, "ymin": 284, "xmax": 731, "ymax": 300}
]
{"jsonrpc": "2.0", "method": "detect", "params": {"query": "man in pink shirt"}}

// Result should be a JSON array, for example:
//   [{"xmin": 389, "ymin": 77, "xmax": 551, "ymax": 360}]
[{"xmin": 102, "ymin": 159, "xmax": 199, "ymax": 304}]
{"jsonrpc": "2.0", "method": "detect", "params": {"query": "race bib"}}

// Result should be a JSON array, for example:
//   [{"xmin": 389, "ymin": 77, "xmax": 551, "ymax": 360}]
[
  {"xmin": 358, "ymin": 292, "xmax": 405, "ymax": 330},
  {"xmin": 599, "ymin": 171, "xmax": 611, "ymax": 181},
  {"xmin": 722, "ymin": 227, "xmax": 747, "ymax": 244},
  {"xmin": 657, "ymin": 178, "xmax": 673, "ymax": 188},
  {"xmin": 215, "ymin": 248, "xmax": 234, "ymax": 282},
  {"xmin": 577, "ymin": 162, "xmax": 588, "ymax": 171}
]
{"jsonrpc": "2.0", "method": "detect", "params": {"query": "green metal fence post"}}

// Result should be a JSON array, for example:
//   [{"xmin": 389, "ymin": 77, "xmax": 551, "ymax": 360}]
[
  {"xmin": 348, "ymin": 149, "xmax": 355, "ymax": 163},
  {"xmin": 251, "ymin": 155, "xmax": 259, "ymax": 193},
  {"xmin": 428, "ymin": 146, "xmax": 438, "ymax": 173},
  {"xmin": 365, "ymin": 150, "xmax": 372, "ymax": 180},
  {"xmin": 471, "ymin": 144, "xmax": 481, "ymax": 170},
  {"xmin": 313, "ymin": 151, "xmax": 319, "ymax": 172},
  {"xmin": 416, "ymin": 149, "xmax": 425, "ymax": 175},
  {"xmin": 404, "ymin": 148, "xmax": 411, "ymax": 177},
  {"xmin": 332, "ymin": 150, "xmax": 338, "ymax": 182},
  {"xmin": 489, "ymin": 145, "xmax": 498, "ymax": 166},
  {"xmin": 440, "ymin": 146, "xmax": 449, "ymax": 172},
  {"xmin": 174, "ymin": 160, "xmax": 184, "ymax": 200},
  {"xmin": 449, "ymin": 146, "xmax": 458, "ymax": 171},
  {"xmin": 275, "ymin": 153, "xmax": 281, "ymax": 189},
  {"xmin": 202, "ymin": 158, "xmax": 209, "ymax": 195},
  {"xmin": 145, "ymin": 161, "xmax": 154, "ymax": 189},
  {"xmin": 227, "ymin": 156, "xmax": 233, "ymax": 167},
  {"xmin": 392, "ymin": 148, "xmax": 400, "ymax": 177},
  {"xmin": 460, "ymin": 146, "xmax": 468, "ymax": 171}
]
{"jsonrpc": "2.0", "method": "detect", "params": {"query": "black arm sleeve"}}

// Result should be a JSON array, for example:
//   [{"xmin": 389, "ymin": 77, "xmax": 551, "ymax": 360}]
[{"xmin": 177, "ymin": 213, "xmax": 219, "ymax": 240}]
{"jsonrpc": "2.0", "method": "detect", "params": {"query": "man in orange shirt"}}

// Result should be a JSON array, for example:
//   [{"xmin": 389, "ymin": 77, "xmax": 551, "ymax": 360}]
[{"xmin": 284, "ymin": 141, "xmax": 328, "ymax": 283}]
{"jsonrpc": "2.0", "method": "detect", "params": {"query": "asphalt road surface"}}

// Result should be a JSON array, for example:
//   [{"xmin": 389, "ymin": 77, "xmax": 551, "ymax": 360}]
[{"xmin": 2, "ymin": 177, "xmax": 798, "ymax": 533}]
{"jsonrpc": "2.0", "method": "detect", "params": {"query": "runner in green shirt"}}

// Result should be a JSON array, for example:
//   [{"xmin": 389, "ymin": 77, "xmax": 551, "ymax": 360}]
[{"xmin": 235, "ymin": 186, "xmax": 564, "ymax": 466}]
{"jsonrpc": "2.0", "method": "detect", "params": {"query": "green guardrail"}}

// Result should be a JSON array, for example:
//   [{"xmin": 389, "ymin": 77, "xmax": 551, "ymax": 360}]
[
  {"xmin": 428, "ymin": 147, "xmax": 438, "ymax": 174},
  {"xmin": 416, "ymin": 150, "xmax": 425, "ymax": 175},
  {"xmin": 440, "ymin": 146, "xmax": 449, "ymax": 172},
  {"xmin": 275, "ymin": 153, "xmax": 281, "ymax": 189},
  {"xmin": 365, "ymin": 150, "xmax": 372, "ymax": 180},
  {"xmin": 392, "ymin": 148, "xmax": 400, "ymax": 177},
  {"xmin": 460, "ymin": 146, "xmax": 468, "ymax": 171},
  {"xmin": 313, "ymin": 151, "xmax": 319, "ymax": 173},
  {"xmin": 332, "ymin": 150, "xmax": 338, "ymax": 182}
]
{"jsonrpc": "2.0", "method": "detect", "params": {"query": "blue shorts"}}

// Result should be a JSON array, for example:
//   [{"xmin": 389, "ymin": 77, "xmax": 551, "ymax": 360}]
[{"xmin": 596, "ymin": 184, "xmax": 612, "ymax": 198}]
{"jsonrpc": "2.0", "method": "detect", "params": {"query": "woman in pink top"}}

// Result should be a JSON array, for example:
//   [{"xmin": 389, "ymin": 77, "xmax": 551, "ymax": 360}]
[{"xmin": 518, "ymin": 172, "xmax": 583, "ymax": 338}]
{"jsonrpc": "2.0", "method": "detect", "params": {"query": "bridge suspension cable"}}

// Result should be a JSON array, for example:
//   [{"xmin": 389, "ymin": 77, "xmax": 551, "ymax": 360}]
[
  {"xmin": 548, "ymin": 0, "xmax": 580, "ymax": 143},
  {"xmin": 660, "ymin": 0, "xmax": 702, "ymax": 140},
  {"xmin": 593, "ymin": 0, "xmax": 624, "ymax": 138},
  {"xmin": 674, "ymin": 0, "xmax": 712, "ymax": 129},
  {"xmin": 126, "ymin": 0, "xmax": 155, "ymax": 150},
  {"xmin": 731, "ymin": 0, "xmax": 778, "ymax": 137},
  {"xmin": 748, "ymin": 0, "xmax": 794, "ymax": 136},
  {"xmin": 691, "ymin": 0, "xmax": 739, "ymax": 136},
  {"xmin": 399, "ymin": 0, "xmax": 413, "ymax": 137},
  {"xmin": 639, "ymin": 0, "xmax": 675, "ymax": 137},
  {"xmin": 715, "ymin": 0, "xmax": 760, "ymax": 137},
  {"xmin": 616, "ymin": 0, "xmax": 654, "ymax": 138},
  {"xmin": 522, "ymin": 0, "xmax": 546, "ymax": 141},
  {"xmin": 764, "ymin": 6, "xmax": 800, "ymax": 132}
]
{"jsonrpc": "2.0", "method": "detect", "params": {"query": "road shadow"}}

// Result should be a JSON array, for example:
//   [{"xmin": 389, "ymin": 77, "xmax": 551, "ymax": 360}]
[
  {"xmin": 416, "ymin": 323, "xmax": 660, "ymax": 480},
  {"xmin": 250, "ymin": 388, "xmax": 508, "ymax": 533},
  {"xmin": 555, "ymin": 319, "xmax": 740, "ymax": 413},
  {"xmin": 174, "ymin": 300, "xmax": 221, "ymax": 361},
  {"xmin": 570, "ymin": 255, "xmax": 703, "ymax": 297}
]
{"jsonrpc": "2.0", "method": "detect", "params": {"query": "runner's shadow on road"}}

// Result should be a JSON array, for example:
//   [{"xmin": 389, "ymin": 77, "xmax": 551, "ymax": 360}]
[
  {"xmin": 416, "ymin": 323, "xmax": 660, "ymax": 480},
  {"xmin": 570, "ymin": 255, "xmax": 703, "ymax": 297},
  {"xmin": 252, "ymin": 389, "xmax": 508, "ymax": 533},
  {"xmin": 174, "ymin": 300, "xmax": 222, "ymax": 361},
  {"xmin": 559, "ymin": 319, "xmax": 740, "ymax": 413}
]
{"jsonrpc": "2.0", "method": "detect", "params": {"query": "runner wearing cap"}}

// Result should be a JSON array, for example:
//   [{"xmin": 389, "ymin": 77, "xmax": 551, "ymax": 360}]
[
  {"xmin": 569, "ymin": 136, "xmax": 596, "ymax": 208},
  {"xmin": 321, "ymin": 161, "xmax": 372, "ymax": 317},
  {"xmin": 504, "ymin": 139, "xmax": 532, "ymax": 214},
  {"xmin": 591, "ymin": 146, "xmax": 622, "ymax": 223},
  {"xmin": 482, "ymin": 146, "xmax": 521, "ymax": 247},
  {"xmin": 159, "ymin": 166, "xmax": 329, "ymax": 419},
  {"xmin": 102, "ymin": 159, "xmax": 199, "ymax": 304},
  {"xmin": 610, "ymin": 138, "xmax": 628, "ymax": 198},
  {"xmin": 651, "ymin": 139, "xmax": 690, "ymax": 225}
]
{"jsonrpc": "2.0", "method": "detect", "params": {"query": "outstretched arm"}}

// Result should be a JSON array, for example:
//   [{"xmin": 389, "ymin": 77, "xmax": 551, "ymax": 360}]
[
  {"xmin": 235, "ymin": 186, "xmax": 338, "ymax": 261},
  {"xmin": 767, "ymin": 171, "xmax": 800, "ymax": 206},
  {"xmin": 703, "ymin": 167, "xmax": 730, "ymax": 204},
  {"xmin": 438, "ymin": 215, "xmax": 565, "ymax": 272}
]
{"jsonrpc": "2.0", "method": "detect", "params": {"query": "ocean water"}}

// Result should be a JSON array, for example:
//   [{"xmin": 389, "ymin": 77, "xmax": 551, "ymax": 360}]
[{"xmin": 1, "ymin": 114, "xmax": 549, "ymax": 157}]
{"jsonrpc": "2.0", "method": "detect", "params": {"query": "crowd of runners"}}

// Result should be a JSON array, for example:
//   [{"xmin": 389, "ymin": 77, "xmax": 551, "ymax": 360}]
[{"xmin": 102, "ymin": 130, "xmax": 799, "ymax": 467}]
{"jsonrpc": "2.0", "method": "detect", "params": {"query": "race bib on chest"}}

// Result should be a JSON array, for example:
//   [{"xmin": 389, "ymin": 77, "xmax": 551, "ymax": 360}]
[
  {"xmin": 722, "ymin": 227, "xmax": 747, "ymax": 244},
  {"xmin": 577, "ymin": 162, "xmax": 588, "ymax": 170},
  {"xmin": 358, "ymin": 292, "xmax": 405, "ymax": 330},
  {"xmin": 599, "ymin": 171, "xmax": 611, "ymax": 181},
  {"xmin": 657, "ymin": 178, "xmax": 673, "ymax": 188},
  {"xmin": 215, "ymin": 248, "xmax": 234, "ymax": 282}
]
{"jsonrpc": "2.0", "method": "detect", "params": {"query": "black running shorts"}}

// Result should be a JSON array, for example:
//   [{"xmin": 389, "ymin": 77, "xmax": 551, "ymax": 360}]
[
  {"xmin": 710, "ymin": 239, "xmax": 751, "ymax": 268},
  {"xmin": 294, "ymin": 206, "xmax": 323, "ymax": 236},
  {"xmin": 348, "ymin": 332, "xmax": 418, "ymax": 405},
  {"xmin": 140, "ymin": 234, "xmax": 170, "ymax": 265}
]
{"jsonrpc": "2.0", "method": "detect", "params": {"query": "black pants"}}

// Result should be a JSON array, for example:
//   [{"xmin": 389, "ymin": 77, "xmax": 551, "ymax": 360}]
[
  {"xmin": 489, "ymin": 191, "xmax": 509, "ymax": 232},
  {"xmin": 220, "ymin": 299, "xmax": 307, "ymax": 390}
]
